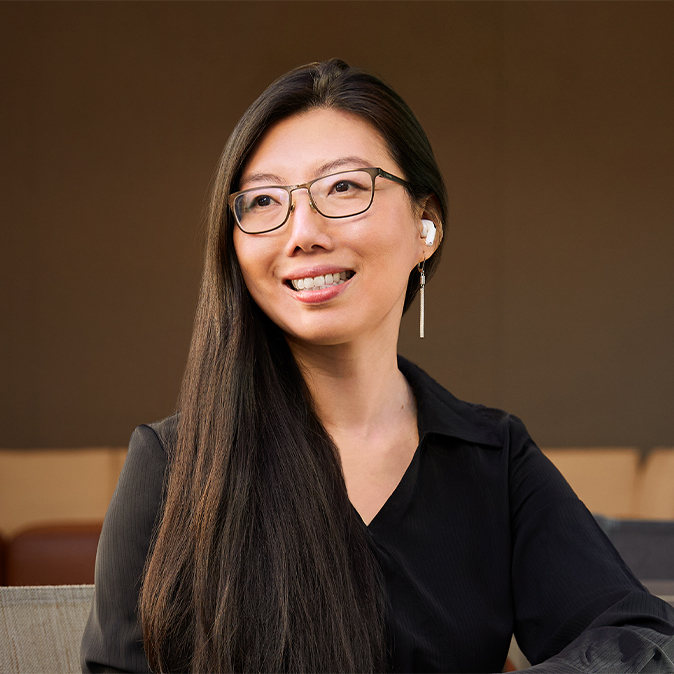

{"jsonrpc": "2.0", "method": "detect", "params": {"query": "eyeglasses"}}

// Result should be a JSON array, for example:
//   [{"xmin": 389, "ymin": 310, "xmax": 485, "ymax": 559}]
[{"xmin": 229, "ymin": 167, "xmax": 409, "ymax": 234}]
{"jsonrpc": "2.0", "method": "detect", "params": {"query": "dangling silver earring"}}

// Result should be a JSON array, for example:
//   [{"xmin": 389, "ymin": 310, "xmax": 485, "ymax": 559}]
[{"xmin": 418, "ymin": 258, "xmax": 426, "ymax": 339}]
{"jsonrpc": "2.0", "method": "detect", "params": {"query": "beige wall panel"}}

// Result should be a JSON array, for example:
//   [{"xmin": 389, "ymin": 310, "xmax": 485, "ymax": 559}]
[
  {"xmin": 543, "ymin": 448, "xmax": 641, "ymax": 518},
  {"xmin": 0, "ymin": 448, "xmax": 125, "ymax": 535},
  {"xmin": 637, "ymin": 449, "xmax": 674, "ymax": 520}
]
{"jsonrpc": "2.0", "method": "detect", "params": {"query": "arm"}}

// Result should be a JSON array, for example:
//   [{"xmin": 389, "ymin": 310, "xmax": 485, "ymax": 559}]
[
  {"xmin": 507, "ymin": 416, "xmax": 674, "ymax": 671},
  {"xmin": 81, "ymin": 423, "xmax": 169, "ymax": 673}
]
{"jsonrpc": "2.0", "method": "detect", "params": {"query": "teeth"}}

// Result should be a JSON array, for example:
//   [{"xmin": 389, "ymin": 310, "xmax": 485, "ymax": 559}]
[{"xmin": 290, "ymin": 271, "xmax": 354, "ymax": 291}]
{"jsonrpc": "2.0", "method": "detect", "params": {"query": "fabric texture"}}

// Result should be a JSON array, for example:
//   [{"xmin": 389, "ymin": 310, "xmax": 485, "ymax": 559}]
[
  {"xmin": 1, "ymin": 584, "xmax": 94, "ymax": 674},
  {"xmin": 81, "ymin": 357, "xmax": 674, "ymax": 672}
]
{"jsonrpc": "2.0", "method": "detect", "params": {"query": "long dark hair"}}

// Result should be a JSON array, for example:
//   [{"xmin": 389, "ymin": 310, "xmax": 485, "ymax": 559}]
[{"xmin": 140, "ymin": 59, "xmax": 448, "ymax": 673}]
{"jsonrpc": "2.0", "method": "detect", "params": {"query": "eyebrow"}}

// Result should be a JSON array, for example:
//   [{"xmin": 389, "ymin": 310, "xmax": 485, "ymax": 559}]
[
  {"xmin": 240, "ymin": 156, "xmax": 372, "ymax": 188},
  {"xmin": 314, "ymin": 156, "xmax": 372, "ymax": 177}
]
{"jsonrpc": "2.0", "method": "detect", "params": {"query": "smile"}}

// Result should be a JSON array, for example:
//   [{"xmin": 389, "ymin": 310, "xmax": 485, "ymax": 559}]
[{"xmin": 289, "ymin": 270, "xmax": 354, "ymax": 291}]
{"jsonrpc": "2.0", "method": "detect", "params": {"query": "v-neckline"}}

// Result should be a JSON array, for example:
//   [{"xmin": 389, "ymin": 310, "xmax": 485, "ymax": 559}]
[{"xmin": 354, "ymin": 435, "xmax": 424, "ymax": 530}]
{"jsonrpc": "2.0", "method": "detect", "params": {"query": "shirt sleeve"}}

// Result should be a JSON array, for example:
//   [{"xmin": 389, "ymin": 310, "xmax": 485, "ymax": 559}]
[
  {"xmin": 507, "ymin": 414, "xmax": 674, "ymax": 671},
  {"xmin": 81, "ymin": 424, "xmax": 168, "ymax": 673}
]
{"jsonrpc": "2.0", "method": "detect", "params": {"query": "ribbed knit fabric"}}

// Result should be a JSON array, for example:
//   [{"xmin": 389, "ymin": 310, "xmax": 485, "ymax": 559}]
[{"xmin": 81, "ymin": 358, "xmax": 674, "ymax": 673}]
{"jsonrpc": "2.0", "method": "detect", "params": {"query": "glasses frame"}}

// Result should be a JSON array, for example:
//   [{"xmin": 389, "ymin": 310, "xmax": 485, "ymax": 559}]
[{"xmin": 229, "ymin": 167, "xmax": 410, "ymax": 234}]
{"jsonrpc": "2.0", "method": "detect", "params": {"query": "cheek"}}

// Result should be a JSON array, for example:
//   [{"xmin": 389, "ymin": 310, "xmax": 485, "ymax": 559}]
[
  {"xmin": 234, "ymin": 228, "xmax": 268, "ymax": 273},
  {"xmin": 232, "ymin": 235, "xmax": 271, "ymax": 301},
  {"xmin": 232, "ymin": 229, "xmax": 246, "ymax": 272},
  {"xmin": 372, "ymin": 199, "xmax": 422, "ymax": 261},
  {"xmin": 366, "ymin": 218, "xmax": 420, "ymax": 274}
]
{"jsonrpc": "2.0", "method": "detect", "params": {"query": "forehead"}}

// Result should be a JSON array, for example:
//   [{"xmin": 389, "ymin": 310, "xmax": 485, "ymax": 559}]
[{"xmin": 240, "ymin": 108, "xmax": 394, "ymax": 187}]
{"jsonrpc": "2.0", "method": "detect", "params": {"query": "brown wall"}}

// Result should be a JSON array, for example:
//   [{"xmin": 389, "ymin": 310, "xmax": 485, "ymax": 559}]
[{"xmin": 1, "ymin": 2, "xmax": 673, "ymax": 450}]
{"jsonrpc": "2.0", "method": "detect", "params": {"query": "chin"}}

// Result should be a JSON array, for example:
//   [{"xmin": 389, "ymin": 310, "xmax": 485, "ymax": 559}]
[
  {"xmin": 281, "ymin": 316, "xmax": 362, "ymax": 347},
  {"xmin": 264, "ymin": 306, "xmax": 357, "ymax": 347},
  {"xmin": 285, "ymin": 328, "xmax": 355, "ymax": 348}
]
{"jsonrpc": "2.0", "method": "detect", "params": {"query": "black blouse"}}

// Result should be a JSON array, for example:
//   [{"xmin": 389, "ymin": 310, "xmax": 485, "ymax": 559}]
[{"xmin": 81, "ymin": 357, "xmax": 674, "ymax": 672}]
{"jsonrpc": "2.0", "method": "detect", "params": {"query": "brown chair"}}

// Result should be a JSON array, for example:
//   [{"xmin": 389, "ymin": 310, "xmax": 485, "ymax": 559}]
[{"xmin": 4, "ymin": 522, "xmax": 102, "ymax": 586}]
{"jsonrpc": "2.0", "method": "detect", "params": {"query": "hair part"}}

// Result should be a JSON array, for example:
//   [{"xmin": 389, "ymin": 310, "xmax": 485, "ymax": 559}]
[{"xmin": 140, "ymin": 59, "xmax": 447, "ymax": 673}]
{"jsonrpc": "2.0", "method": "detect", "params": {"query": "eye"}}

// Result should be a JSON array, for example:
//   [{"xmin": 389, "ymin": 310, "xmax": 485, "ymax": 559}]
[
  {"xmin": 255, "ymin": 195, "xmax": 272, "ymax": 207},
  {"xmin": 328, "ymin": 178, "xmax": 368, "ymax": 196},
  {"xmin": 334, "ymin": 180, "xmax": 352, "ymax": 193},
  {"xmin": 242, "ymin": 191, "xmax": 283, "ymax": 212}
]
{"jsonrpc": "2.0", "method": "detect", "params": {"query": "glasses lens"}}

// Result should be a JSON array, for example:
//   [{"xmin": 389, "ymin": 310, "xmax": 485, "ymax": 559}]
[
  {"xmin": 234, "ymin": 187, "xmax": 289, "ymax": 233},
  {"xmin": 311, "ymin": 170, "xmax": 373, "ymax": 217}
]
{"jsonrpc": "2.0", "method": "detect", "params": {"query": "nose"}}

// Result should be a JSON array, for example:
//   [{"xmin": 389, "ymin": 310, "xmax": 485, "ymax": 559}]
[{"xmin": 283, "ymin": 188, "xmax": 333, "ymax": 255}]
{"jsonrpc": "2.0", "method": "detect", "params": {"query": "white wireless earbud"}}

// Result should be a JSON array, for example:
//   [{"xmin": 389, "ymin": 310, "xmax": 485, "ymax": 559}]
[{"xmin": 420, "ymin": 219, "xmax": 436, "ymax": 246}]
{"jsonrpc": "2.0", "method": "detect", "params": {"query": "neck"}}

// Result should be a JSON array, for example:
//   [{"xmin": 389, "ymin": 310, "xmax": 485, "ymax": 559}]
[{"xmin": 287, "ymin": 330, "xmax": 414, "ymax": 449}]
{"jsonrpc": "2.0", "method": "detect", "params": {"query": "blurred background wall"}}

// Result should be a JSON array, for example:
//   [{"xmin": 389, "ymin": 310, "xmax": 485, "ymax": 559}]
[{"xmin": 1, "ymin": 1, "xmax": 673, "ymax": 452}]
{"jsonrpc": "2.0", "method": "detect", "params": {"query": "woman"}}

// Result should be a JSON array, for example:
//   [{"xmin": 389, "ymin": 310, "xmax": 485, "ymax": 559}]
[{"xmin": 82, "ymin": 59, "xmax": 674, "ymax": 673}]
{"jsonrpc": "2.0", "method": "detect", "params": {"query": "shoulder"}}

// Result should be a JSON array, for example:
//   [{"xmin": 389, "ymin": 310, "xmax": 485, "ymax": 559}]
[
  {"xmin": 144, "ymin": 412, "xmax": 179, "ymax": 455},
  {"xmin": 108, "ymin": 415, "xmax": 176, "ymax": 508},
  {"xmin": 118, "ymin": 413, "xmax": 177, "ymax": 477},
  {"xmin": 127, "ymin": 412, "xmax": 178, "ymax": 461},
  {"xmin": 104, "ymin": 413, "xmax": 179, "ymax": 556}
]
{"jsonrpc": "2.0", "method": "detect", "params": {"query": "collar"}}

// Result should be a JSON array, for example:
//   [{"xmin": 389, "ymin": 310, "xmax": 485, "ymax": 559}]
[{"xmin": 398, "ymin": 355, "xmax": 505, "ymax": 448}]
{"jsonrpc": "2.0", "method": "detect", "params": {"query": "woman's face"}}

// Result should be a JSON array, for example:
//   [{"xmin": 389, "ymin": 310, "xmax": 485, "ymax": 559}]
[{"xmin": 233, "ymin": 107, "xmax": 429, "ymax": 349}]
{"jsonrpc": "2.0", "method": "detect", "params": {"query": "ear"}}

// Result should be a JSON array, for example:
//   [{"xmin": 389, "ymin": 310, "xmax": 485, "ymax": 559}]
[{"xmin": 415, "ymin": 196, "xmax": 443, "ymax": 261}]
